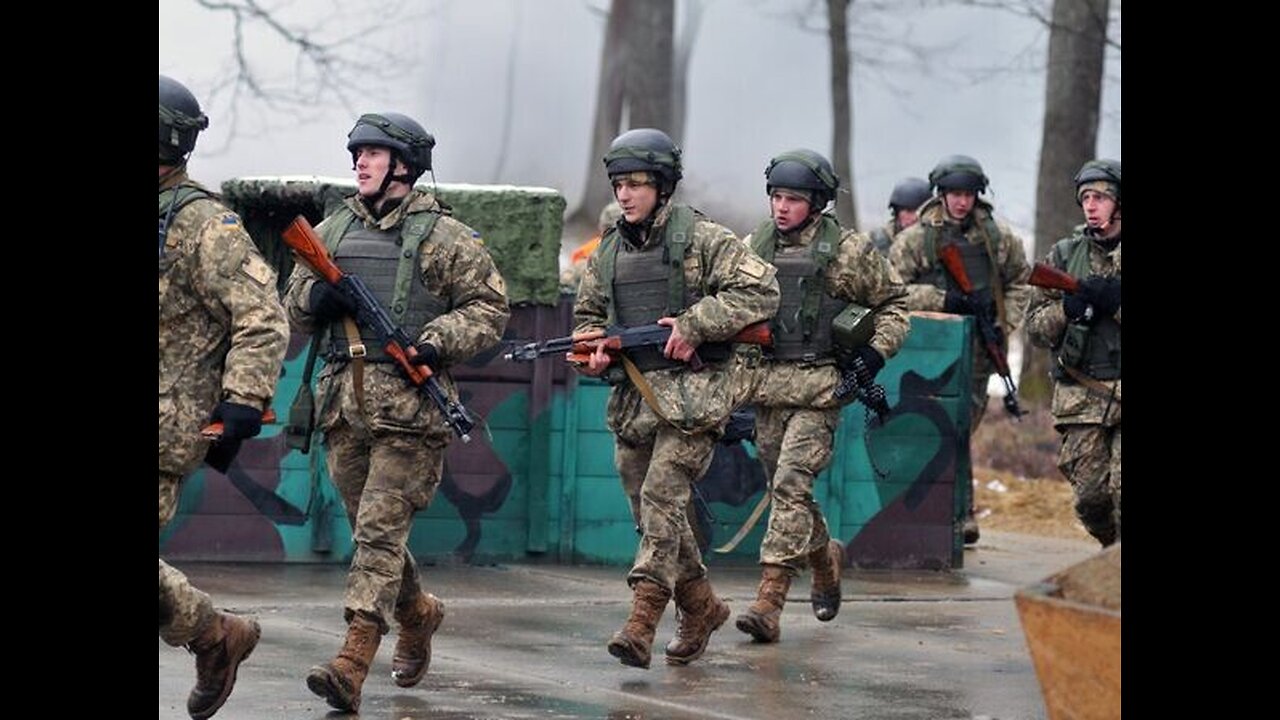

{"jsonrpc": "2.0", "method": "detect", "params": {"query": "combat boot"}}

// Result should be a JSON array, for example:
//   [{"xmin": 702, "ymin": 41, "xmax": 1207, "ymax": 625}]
[
  {"xmin": 735, "ymin": 565, "xmax": 792, "ymax": 643},
  {"xmin": 607, "ymin": 579, "xmax": 672, "ymax": 668},
  {"xmin": 809, "ymin": 540, "xmax": 845, "ymax": 622},
  {"xmin": 664, "ymin": 576, "xmax": 731, "ymax": 665},
  {"xmin": 186, "ymin": 610, "xmax": 261, "ymax": 720},
  {"xmin": 392, "ymin": 591, "xmax": 445, "ymax": 687},
  {"xmin": 306, "ymin": 612, "xmax": 382, "ymax": 712}
]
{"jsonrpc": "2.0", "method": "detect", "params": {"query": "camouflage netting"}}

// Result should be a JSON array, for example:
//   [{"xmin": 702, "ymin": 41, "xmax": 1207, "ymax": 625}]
[{"xmin": 221, "ymin": 176, "xmax": 566, "ymax": 306}]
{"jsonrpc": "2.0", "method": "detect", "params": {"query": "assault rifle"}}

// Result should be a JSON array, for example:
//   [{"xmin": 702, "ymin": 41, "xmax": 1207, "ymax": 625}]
[
  {"xmin": 504, "ymin": 321, "xmax": 773, "ymax": 371},
  {"xmin": 1028, "ymin": 263, "xmax": 1080, "ymax": 294},
  {"xmin": 282, "ymin": 215, "xmax": 476, "ymax": 442},
  {"xmin": 938, "ymin": 243, "xmax": 1024, "ymax": 419}
]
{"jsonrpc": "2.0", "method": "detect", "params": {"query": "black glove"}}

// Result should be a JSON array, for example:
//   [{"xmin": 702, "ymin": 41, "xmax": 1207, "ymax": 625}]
[
  {"xmin": 720, "ymin": 408, "xmax": 757, "ymax": 445},
  {"xmin": 1077, "ymin": 276, "xmax": 1121, "ymax": 319},
  {"xmin": 943, "ymin": 289, "xmax": 970, "ymax": 315},
  {"xmin": 308, "ymin": 282, "xmax": 357, "ymax": 322},
  {"xmin": 209, "ymin": 401, "xmax": 264, "ymax": 441},
  {"xmin": 1063, "ymin": 292, "xmax": 1090, "ymax": 323},
  {"xmin": 408, "ymin": 342, "xmax": 439, "ymax": 370},
  {"xmin": 853, "ymin": 345, "xmax": 885, "ymax": 380},
  {"xmin": 943, "ymin": 288, "xmax": 995, "ymax": 318}
]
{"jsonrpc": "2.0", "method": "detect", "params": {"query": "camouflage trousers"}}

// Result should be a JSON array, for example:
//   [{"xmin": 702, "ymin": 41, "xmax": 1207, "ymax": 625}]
[
  {"xmin": 616, "ymin": 425, "xmax": 717, "ymax": 593},
  {"xmin": 755, "ymin": 406, "xmax": 840, "ymax": 569},
  {"xmin": 1057, "ymin": 423, "xmax": 1121, "ymax": 545},
  {"xmin": 159, "ymin": 472, "xmax": 214, "ymax": 646},
  {"xmin": 325, "ymin": 420, "xmax": 445, "ymax": 631}
]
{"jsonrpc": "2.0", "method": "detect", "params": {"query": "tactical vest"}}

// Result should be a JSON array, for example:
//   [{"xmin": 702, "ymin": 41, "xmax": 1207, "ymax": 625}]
[
  {"xmin": 597, "ymin": 205, "xmax": 729, "ymax": 371},
  {"xmin": 319, "ymin": 205, "xmax": 447, "ymax": 363},
  {"xmin": 921, "ymin": 218, "xmax": 996, "ymax": 293},
  {"xmin": 158, "ymin": 183, "xmax": 213, "ymax": 259},
  {"xmin": 1050, "ymin": 234, "xmax": 1121, "ymax": 381},
  {"xmin": 750, "ymin": 215, "xmax": 846, "ymax": 362}
]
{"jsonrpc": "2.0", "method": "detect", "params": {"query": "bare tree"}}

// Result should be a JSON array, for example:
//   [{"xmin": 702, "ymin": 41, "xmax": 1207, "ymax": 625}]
[
  {"xmin": 670, "ymin": 0, "xmax": 710, "ymax": 144},
  {"xmin": 575, "ymin": 0, "xmax": 676, "ymax": 225},
  {"xmin": 1021, "ymin": 0, "xmax": 1112, "ymax": 404},
  {"xmin": 827, "ymin": 0, "xmax": 857, "ymax": 228}
]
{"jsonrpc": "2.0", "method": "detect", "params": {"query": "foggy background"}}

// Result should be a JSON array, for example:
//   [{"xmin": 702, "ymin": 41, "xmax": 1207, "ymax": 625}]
[{"xmin": 158, "ymin": 0, "xmax": 1121, "ymax": 243}]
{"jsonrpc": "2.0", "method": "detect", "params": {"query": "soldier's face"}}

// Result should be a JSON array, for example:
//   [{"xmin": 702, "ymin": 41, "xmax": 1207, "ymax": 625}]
[
  {"xmin": 895, "ymin": 207, "xmax": 920, "ymax": 230},
  {"xmin": 354, "ymin": 146, "xmax": 394, "ymax": 197},
  {"xmin": 942, "ymin": 190, "xmax": 976, "ymax": 220},
  {"xmin": 1081, "ymin": 190, "xmax": 1118, "ymax": 232},
  {"xmin": 613, "ymin": 177, "xmax": 659, "ymax": 223},
  {"xmin": 771, "ymin": 190, "xmax": 813, "ymax": 232}
]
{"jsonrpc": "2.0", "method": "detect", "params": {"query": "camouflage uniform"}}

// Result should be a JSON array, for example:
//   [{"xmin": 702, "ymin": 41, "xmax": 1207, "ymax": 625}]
[
  {"xmin": 744, "ymin": 220, "xmax": 909, "ymax": 570},
  {"xmin": 158, "ymin": 170, "xmax": 289, "ymax": 646},
  {"xmin": 889, "ymin": 197, "xmax": 1032, "ymax": 428},
  {"xmin": 283, "ymin": 189, "xmax": 509, "ymax": 629},
  {"xmin": 575, "ymin": 202, "xmax": 779, "ymax": 592},
  {"xmin": 1026, "ymin": 228, "xmax": 1121, "ymax": 545}
]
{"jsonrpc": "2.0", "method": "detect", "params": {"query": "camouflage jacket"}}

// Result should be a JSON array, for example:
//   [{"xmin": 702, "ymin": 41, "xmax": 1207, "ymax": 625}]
[
  {"xmin": 573, "ymin": 202, "xmax": 780, "ymax": 433},
  {"xmin": 283, "ymin": 190, "xmax": 510, "ymax": 436},
  {"xmin": 889, "ymin": 198, "xmax": 1032, "ymax": 333},
  {"xmin": 1026, "ymin": 229, "xmax": 1121, "ymax": 426},
  {"xmin": 743, "ymin": 220, "xmax": 910, "ymax": 409},
  {"xmin": 159, "ymin": 170, "xmax": 289, "ymax": 476}
]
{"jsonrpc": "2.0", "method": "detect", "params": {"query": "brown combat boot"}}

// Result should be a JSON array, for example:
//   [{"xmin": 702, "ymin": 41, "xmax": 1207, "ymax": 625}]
[
  {"xmin": 391, "ymin": 592, "xmax": 445, "ymax": 688},
  {"xmin": 735, "ymin": 565, "xmax": 792, "ymax": 643},
  {"xmin": 306, "ymin": 612, "xmax": 383, "ymax": 712},
  {"xmin": 664, "ymin": 576, "xmax": 731, "ymax": 665},
  {"xmin": 809, "ymin": 540, "xmax": 845, "ymax": 622},
  {"xmin": 186, "ymin": 611, "xmax": 261, "ymax": 720},
  {"xmin": 606, "ymin": 579, "xmax": 672, "ymax": 669}
]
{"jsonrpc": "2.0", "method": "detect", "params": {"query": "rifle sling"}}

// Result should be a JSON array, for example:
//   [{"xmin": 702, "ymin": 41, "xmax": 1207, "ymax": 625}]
[
  {"xmin": 342, "ymin": 316, "xmax": 368, "ymax": 416},
  {"xmin": 714, "ymin": 490, "xmax": 771, "ymax": 554},
  {"xmin": 619, "ymin": 355, "xmax": 695, "ymax": 436},
  {"xmin": 1062, "ymin": 365, "xmax": 1120, "ymax": 407}
]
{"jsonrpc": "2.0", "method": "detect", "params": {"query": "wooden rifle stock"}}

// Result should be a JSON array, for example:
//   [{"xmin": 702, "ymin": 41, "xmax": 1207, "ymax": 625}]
[{"xmin": 1028, "ymin": 263, "xmax": 1080, "ymax": 293}]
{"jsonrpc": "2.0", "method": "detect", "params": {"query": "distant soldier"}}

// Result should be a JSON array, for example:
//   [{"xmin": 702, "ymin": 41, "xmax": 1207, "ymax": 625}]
[
  {"xmin": 1025, "ymin": 159, "xmax": 1121, "ymax": 547},
  {"xmin": 284, "ymin": 112, "xmax": 509, "ymax": 712},
  {"xmin": 736, "ymin": 150, "xmax": 909, "ymax": 644},
  {"xmin": 574, "ymin": 128, "xmax": 779, "ymax": 669},
  {"xmin": 561, "ymin": 200, "xmax": 622, "ymax": 293},
  {"xmin": 867, "ymin": 177, "xmax": 931, "ymax": 255},
  {"xmin": 889, "ymin": 155, "xmax": 1031, "ymax": 544},
  {"xmin": 159, "ymin": 74, "xmax": 289, "ymax": 720}
]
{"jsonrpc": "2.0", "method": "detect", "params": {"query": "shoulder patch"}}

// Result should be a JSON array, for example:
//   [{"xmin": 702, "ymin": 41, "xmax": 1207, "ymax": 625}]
[
  {"xmin": 240, "ymin": 255, "xmax": 273, "ymax": 286},
  {"xmin": 221, "ymin": 214, "xmax": 241, "ymax": 226},
  {"xmin": 740, "ymin": 254, "xmax": 768, "ymax": 279}
]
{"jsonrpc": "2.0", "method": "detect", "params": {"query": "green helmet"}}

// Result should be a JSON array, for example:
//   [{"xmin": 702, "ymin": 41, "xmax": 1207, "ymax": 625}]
[
  {"xmin": 347, "ymin": 112, "xmax": 435, "ymax": 183},
  {"xmin": 603, "ymin": 128, "xmax": 683, "ymax": 195},
  {"xmin": 888, "ymin": 177, "xmax": 931, "ymax": 211},
  {"xmin": 764, "ymin": 149, "xmax": 840, "ymax": 209},
  {"xmin": 929, "ymin": 154, "xmax": 989, "ymax": 194},
  {"xmin": 1074, "ymin": 158, "xmax": 1121, "ymax": 205},
  {"xmin": 159, "ymin": 75, "xmax": 209, "ymax": 164}
]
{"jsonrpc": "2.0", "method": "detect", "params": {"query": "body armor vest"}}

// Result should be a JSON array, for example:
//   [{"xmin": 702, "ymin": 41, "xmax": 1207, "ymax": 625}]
[
  {"xmin": 1051, "ymin": 234, "xmax": 1121, "ymax": 381},
  {"xmin": 922, "ymin": 222, "xmax": 994, "ymax": 292},
  {"xmin": 750, "ymin": 216, "xmax": 846, "ymax": 362},
  {"xmin": 321, "ymin": 210, "xmax": 448, "ymax": 362}
]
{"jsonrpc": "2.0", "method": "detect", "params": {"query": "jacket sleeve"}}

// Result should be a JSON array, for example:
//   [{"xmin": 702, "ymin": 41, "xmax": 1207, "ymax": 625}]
[
  {"xmin": 414, "ymin": 220, "xmax": 511, "ymax": 364},
  {"xmin": 888, "ymin": 225, "xmax": 947, "ymax": 311},
  {"xmin": 831, "ymin": 231, "xmax": 910, "ymax": 359},
  {"xmin": 193, "ymin": 212, "xmax": 289, "ymax": 407},
  {"xmin": 676, "ymin": 222, "xmax": 780, "ymax": 347}
]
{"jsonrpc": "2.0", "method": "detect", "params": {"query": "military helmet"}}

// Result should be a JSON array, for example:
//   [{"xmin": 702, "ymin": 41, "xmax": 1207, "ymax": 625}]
[
  {"xmin": 1074, "ymin": 158, "xmax": 1121, "ymax": 205},
  {"xmin": 603, "ymin": 128, "xmax": 683, "ymax": 195},
  {"xmin": 159, "ymin": 75, "xmax": 209, "ymax": 164},
  {"xmin": 347, "ymin": 112, "xmax": 436, "ymax": 182},
  {"xmin": 765, "ymin": 149, "xmax": 840, "ymax": 209},
  {"xmin": 929, "ymin": 154, "xmax": 989, "ymax": 194},
  {"xmin": 888, "ymin": 177, "xmax": 932, "ymax": 211}
]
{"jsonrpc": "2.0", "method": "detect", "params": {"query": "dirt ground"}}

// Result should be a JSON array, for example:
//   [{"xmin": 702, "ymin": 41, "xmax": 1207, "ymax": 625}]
[{"xmin": 970, "ymin": 399, "xmax": 1093, "ymax": 542}]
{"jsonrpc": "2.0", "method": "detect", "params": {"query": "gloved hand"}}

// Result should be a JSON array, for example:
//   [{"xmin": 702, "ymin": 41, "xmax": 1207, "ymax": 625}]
[
  {"xmin": 408, "ymin": 342, "xmax": 439, "ymax": 370},
  {"xmin": 852, "ymin": 345, "xmax": 885, "ymax": 380},
  {"xmin": 943, "ymin": 288, "xmax": 995, "ymax": 318},
  {"xmin": 1077, "ymin": 276, "xmax": 1121, "ymax": 319},
  {"xmin": 720, "ymin": 408, "xmax": 757, "ymax": 445},
  {"xmin": 1063, "ymin": 292, "xmax": 1090, "ymax": 323},
  {"xmin": 308, "ymin": 282, "xmax": 357, "ymax": 322},
  {"xmin": 203, "ymin": 402, "xmax": 263, "ymax": 473},
  {"xmin": 943, "ymin": 289, "xmax": 970, "ymax": 315}
]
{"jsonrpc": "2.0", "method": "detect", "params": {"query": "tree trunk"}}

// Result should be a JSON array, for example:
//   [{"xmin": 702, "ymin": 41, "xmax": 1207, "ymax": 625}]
[
  {"xmin": 625, "ymin": 0, "xmax": 674, "ymax": 129},
  {"xmin": 827, "ymin": 0, "xmax": 857, "ymax": 229},
  {"xmin": 670, "ymin": 0, "xmax": 707, "ymax": 145},
  {"xmin": 576, "ymin": 0, "xmax": 632, "ymax": 224},
  {"xmin": 1021, "ymin": 0, "xmax": 1110, "ymax": 405}
]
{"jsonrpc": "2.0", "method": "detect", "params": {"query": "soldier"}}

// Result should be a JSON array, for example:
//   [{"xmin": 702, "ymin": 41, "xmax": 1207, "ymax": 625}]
[
  {"xmin": 158, "ymin": 74, "xmax": 289, "ymax": 719},
  {"xmin": 560, "ymin": 200, "xmax": 623, "ymax": 293},
  {"xmin": 574, "ymin": 128, "xmax": 779, "ymax": 668},
  {"xmin": 735, "ymin": 150, "xmax": 910, "ymax": 644},
  {"xmin": 889, "ymin": 155, "xmax": 1031, "ymax": 544},
  {"xmin": 1025, "ymin": 159, "xmax": 1121, "ymax": 547},
  {"xmin": 283, "ymin": 112, "xmax": 510, "ymax": 712},
  {"xmin": 868, "ymin": 177, "xmax": 932, "ymax": 255}
]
